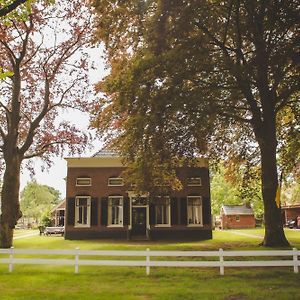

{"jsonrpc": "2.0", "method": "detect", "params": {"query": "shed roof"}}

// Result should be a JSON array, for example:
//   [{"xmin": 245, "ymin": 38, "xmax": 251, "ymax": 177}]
[
  {"xmin": 281, "ymin": 204, "xmax": 300, "ymax": 210},
  {"xmin": 221, "ymin": 204, "xmax": 254, "ymax": 216}
]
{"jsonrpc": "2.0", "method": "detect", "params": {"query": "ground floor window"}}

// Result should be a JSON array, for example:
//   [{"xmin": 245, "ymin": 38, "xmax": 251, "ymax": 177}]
[
  {"xmin": 75, "ymin": 196, "xmax": 91, "ymax": 227},
  {"xmin": 187, "ymin": 196, "xmax": 203, "ymax": 226},
  {"xmin": 108, "ymin": 196, "xmax": 123, "ymax": 226},
  {"xmin": 155, "ymin": 196, "xmax": 170, "ymax": 226}
]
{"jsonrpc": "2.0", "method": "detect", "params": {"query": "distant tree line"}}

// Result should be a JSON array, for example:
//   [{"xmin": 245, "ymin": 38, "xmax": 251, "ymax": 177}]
[{"xmin": 19, "ymin": 180, "xmax": 61, "ymax": 226}]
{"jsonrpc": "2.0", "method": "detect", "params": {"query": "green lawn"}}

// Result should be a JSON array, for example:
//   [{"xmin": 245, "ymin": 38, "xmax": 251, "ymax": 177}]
[
  {"xmin": 11, "ymin": 228, "xmax": 300, "ymax": 250},
  {"xmin": 0, "ymin": 228, "xmax": 299, "ymax": 300}
]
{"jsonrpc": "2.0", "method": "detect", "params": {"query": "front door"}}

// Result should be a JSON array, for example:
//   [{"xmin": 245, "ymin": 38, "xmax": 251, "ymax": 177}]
[{"xmin": 131, "ymin": 207, "xmax": 146, "ymax": 236}]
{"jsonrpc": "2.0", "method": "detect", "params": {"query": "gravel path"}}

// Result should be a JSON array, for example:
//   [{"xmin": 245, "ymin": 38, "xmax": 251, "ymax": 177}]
[
  {"xmin": 13, "ymin": 232, "xmax": 38, "ymax": 240},
  {"xmin": 229, "ymin": 230, "xmax": 264, "ymax": 239}
]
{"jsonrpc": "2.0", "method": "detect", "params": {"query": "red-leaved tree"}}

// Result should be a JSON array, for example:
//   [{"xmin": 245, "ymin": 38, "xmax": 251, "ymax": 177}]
[{"xmin": 0, "ymin": 0, "xmax": 93, "ymax": 247}]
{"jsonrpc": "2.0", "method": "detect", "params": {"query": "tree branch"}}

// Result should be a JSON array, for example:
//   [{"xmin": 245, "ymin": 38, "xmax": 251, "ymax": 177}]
[
  {"xmin": 195, "ymin": 19, "xmax": 262, "ymax": 127},
  {"xmin": 23, "ymin": 140, "xmax": 69, "ymax": 159},
  {"xmin": 0, "ymin": 125, "xmax": 6, "ymax": 140},
  {"xmin": 0, "ymin": 0, "xmax": 27, "ymax": 17},
  {"xmin": 0, "ymin": 38, "xmax": 17, "ymax": 65},
  {"xmin": 17, "ymin": 16, "xmax": 33, "ymax": 63},
  {"xmin": 19, "ymin": 77, "xmax": 51, "ymax": 154},
  {"xmin": 276, "ymin": 81, "xmax": 300, "ymax": 113}
]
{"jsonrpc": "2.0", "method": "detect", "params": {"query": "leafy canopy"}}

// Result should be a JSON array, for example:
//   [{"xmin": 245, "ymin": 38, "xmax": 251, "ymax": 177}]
[
  {"xmin": 91, "ymin": 0, "xmax": 300, "ymax": 187},
  {"xmin": 20, "ymin": 180, "xmax": 61, "ymax": 221},
  {"xmin": 0, "ymin": 0, "xmax": 93, "ymax": 166}
]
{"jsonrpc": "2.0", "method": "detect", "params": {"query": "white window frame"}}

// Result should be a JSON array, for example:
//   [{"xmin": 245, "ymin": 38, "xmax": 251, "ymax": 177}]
[
  {"xmin": 155, "ymin": 196, "xmax": 171, "ymax": 227},
  {"xmin": 187, "ymin": 196, "xmax": 203, "ymax": 226},
  {"xmin": 76, "ymin": 177, "xmax": 92, "ymax": 186},
  {"xmin": 74, "ymin": 196, "xmax": 91, "ymax": 228},
  {"xmin": 187, "ymin": 177, "xmax": 202, "ymax": 186},
  {"xmin": 108, "ymin": 177, "xmax": 124, "ymax": 186},
  {"xmin": 108, "ymin": 196, "xmax": 124, "ymax": 227},
  {"xmin": 236, "ymin": 215, "xmax": 240, "ymax": 222}
]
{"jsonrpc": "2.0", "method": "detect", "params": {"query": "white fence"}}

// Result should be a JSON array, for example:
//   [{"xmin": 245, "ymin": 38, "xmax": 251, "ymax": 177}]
[{"xmin": 0, "ymin": 247, "xmax": 299, "ymax": 275}]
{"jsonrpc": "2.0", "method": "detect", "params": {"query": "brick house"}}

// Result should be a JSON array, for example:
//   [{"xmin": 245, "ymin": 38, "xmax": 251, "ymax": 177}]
[
  {"xmin": 220, "ymin": 204, "xmax": 255, "ymax": 229},
  {"xmin": 64, "ymin": 150, "xmax": 212, "ymax": 240},
  {"xmin": 50, "ymin": 199, "xmax": 66, "ymax": 227},
  {"xmin": 281, "ymin": 204, "xmax": 300, "ymax": 225}
]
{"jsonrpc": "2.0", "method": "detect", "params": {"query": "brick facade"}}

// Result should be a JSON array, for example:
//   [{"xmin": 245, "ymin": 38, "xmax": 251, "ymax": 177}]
[
  {"xmin": 65, "ymin": 156, "xmax": 212, "ymax": 241},
  {"xmin": 220, "ymin": 204, "xmax": 255, "ymax": 229},
  {"xmin": 281, "ymin": 205, "xmax": 300, "ymax": 224},
  {"xmin": 221, "ymin": 214, "xmax": 256, "ymax": 229}
]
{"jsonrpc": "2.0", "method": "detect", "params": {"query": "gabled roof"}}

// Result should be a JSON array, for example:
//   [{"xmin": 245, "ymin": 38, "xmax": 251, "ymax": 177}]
[
  {"xmin": 221, "ymin": 204, "xmax": 254, "ymax": 216},
  {"xmin": 92, "ymin": 149, "xmax": 119, "ymax": 157},
  {"xmin": 51, "ymin": 199, "xmax": 66, "ymax": 213},
  {"xmin": 66, "ymin": 148, "xmax": 209, "ymax": 168}
]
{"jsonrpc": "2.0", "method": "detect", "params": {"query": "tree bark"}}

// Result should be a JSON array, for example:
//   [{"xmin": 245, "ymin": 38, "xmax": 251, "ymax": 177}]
[
  {"xmin": 0, "ymin": 154, "xmax": 22, "ymax": 248},
  {"xmin": 255, "ymin": 121, "xmax": 289, "ymax": 247}
]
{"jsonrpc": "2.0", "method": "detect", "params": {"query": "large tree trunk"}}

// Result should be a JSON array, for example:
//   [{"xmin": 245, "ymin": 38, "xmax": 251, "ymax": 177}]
[
  {"xmin": 0, "ymin": 155, "xmax": 22, "ymax": 248},
  {"xmin": 258, "ymin": 125, "xmax": 289, "ymax": 247}
]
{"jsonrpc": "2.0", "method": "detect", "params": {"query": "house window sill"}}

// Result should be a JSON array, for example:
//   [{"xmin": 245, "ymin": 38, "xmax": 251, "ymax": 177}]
[{"xmin": 74, "ymin": 225, "xmax": 91, "ymax": 228}]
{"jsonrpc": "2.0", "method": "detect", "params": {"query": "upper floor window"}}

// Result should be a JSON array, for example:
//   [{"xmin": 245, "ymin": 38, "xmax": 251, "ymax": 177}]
[
  {"xmin": 75, "ymin": 196, "xmax": 91, "ymax": 227},
  {"xmin": 155, "ymin": 196, "xmax": 171, "ymax": 226},
  {"xmin": 108, "ymin": 196, "xmax": 123, "ymax": 226},
  {"xmin": 76, "ymin": 177, "xmax": 91, "ymax": 186},
  {"xmin": 108, "ymin": 177, "xmax": 124, "ymax": 186},
  {"xmin": 187, "ymin": 196, "xmax": 203, "ymax": 226},
  {"xmin": 187, "ymin": 177, "xmax": 202, "ymax": 186}
]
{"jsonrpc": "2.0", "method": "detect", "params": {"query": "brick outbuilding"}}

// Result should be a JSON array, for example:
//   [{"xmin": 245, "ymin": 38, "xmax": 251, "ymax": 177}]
[
  {"xmin": 281, "ymin": 204, "xmax": 300, "ymax": 225},
  {"xmin": 220, "ymin": 204, "xmax": 255, "ymax": 229}
]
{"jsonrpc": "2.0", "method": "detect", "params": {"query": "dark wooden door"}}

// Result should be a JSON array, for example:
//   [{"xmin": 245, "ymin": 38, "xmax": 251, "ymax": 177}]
[{"xmin": 131, "ymin": 207, "xmax": 146, "ymax": 236}]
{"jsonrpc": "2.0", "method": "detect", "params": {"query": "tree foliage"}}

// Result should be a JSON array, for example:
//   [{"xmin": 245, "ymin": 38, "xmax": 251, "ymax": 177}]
[
  {"xmin": 0, "ymin": 0, "xmax": 49, "ymax": 79},
  {"xmin": 20, "ymin": 180, "xmax": 60, "ymax": 222},
  {"xmin": 211, "ymin": 165, "xmax": 240, "ymax": 216},
  {"xmin": 91, "ymin": 0, "xmax": 299, "ymax": 246},
  {"xmin": 0, "ymin": 0, "xmax": 93, "ymax": 247},
  {"xmin": 211, "ymin": 162, "xmax": 264, "ymax": 218}
]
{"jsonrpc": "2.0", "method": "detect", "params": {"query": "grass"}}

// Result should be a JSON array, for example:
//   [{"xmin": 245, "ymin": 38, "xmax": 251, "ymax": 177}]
[
  {"xmin": 13, "ymin": 229, "xmax": 37, "ymax": 237},
  {"xmin": 0, "ymin": 228, "xmax": 299, "ymax": 300},
  {"xmin": 12, "ymin": 228, "xmax": 300, "ymax": 250}
]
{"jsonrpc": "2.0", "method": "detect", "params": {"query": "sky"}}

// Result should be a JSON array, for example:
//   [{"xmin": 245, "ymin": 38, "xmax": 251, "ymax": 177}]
[{"xmin": 20, "ymin": 46, "xmax": 107, "ymax": 198}]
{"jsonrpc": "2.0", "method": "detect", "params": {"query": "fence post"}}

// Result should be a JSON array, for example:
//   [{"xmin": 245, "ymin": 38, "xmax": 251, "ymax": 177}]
[
  {"xmin": 9, "ymin": 247, "xmax": 14, "ymax": 273},
  {"xmin": 146, "ymin": 248, "xmax": 150, "ymax": 275},
  {"xmin": 75, "ymin": 247, "xmax": 80, "ymax": 274},
  {"xmin": 293, "ymin": 248, "xmax": 298, "ymax": 274},
  {"xmin": 219, "ymin": 248, "xmax": 224, "ymax": 275}
]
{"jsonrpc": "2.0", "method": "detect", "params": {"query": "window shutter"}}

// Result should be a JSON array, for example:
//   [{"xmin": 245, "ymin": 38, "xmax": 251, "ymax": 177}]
[
  {"xmin": 67, "ymin": 198, "xmax": 75, "ymax": 226},
  {"xmin": 202, "ymin": 197, "xmax": 211, "ymax": 225},
  {"xmin": 101, "ymin": 197, "xmax": 108, "ymax": 226},
  {"xmin": 180, "ymin": 197, "xmax": 187, "ymax": 225},
  {"xmin": 149, "ymin": 202, "xmax": 155, "ymax": 225},
  {"xmin": 91, "ymin": 198, "xmax": 98, "ymax": 226},
  {"xmin": 171, "ymin": 197, "xmax": 178, "ymax": 225},
  {"xmin": 123, "ymin": 197, "xmax": 129, "ymax": 225}
]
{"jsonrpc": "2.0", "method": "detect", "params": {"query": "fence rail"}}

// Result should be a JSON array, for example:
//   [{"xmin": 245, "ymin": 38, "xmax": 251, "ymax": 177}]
[{"xmin": 0, "ymin": 247, "xmax": 299, "ymax": 275}]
